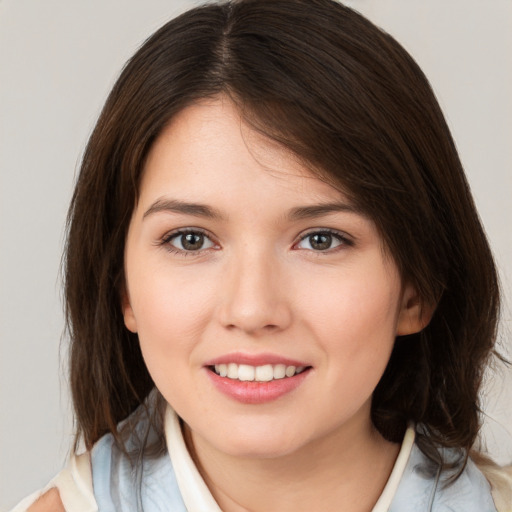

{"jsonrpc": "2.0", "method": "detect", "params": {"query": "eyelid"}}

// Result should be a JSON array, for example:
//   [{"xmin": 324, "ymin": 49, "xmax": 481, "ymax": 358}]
[
  {"xmin": 161, "ymin": 226, "xmax": 211, "ymax": 242},
  {"xmin": 294, "ymin": 228, "xmax": 354, "ymax": 251},
  {"xmin": 157, "ymin": 226, "xmax": 353, "ymax": 255},
  {"xmin": 160, "ymin": 227, "xmax": 219, "ymax": 254}
]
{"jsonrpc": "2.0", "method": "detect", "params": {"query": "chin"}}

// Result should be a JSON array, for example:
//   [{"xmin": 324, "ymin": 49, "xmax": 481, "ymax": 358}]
[{"xmin": 197, "ymin": 420, "xmax": 312, "ymax": 460}]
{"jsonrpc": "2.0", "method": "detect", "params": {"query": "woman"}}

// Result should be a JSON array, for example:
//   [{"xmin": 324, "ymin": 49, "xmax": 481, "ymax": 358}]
[{"xmin": 16, "ymin": 0, "xmax": 511, "ymax": 510}]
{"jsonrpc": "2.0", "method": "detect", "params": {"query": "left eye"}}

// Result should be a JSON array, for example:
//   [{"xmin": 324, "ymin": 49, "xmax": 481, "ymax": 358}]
[
  {"xmin": 166, "ymin": 231, "xmax": 215, "ymax": 252},
  {"xmin": 296, "ymin": 231, "xmax": 347, "ymax": 251}
]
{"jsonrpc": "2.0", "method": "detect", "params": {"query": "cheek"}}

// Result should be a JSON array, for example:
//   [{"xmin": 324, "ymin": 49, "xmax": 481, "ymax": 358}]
[
  {"xmin": 130, "ymin": 267, "xmax": 219, "ymax": 406},
  {"xmin": 299, "ymin": 263, "xmax": 401, "ymax": 370},
  {"xmin": 128, "ymin": 264, "xmax": 217, "ymax": 358}
]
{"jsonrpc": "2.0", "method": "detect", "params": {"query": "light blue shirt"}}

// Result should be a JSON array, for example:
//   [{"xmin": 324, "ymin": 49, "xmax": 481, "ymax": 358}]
[{"xmin": 91, "ymin": 413, "xmax": 497, "ymax": 512}]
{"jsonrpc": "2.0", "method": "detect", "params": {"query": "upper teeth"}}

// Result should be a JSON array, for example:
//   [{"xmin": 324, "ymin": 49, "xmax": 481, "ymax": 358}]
[{"xmin": 214, "ymin": 363, "xmax": 306, "ymax": 382}]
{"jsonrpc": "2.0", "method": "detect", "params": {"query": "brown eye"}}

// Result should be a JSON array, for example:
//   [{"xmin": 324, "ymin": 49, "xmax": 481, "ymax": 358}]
[
  {"xmin": 309, "ymin": 233, "xmax": 333, "ymax": 251},
  {"xmin": 181, "ymin": 233, "xmax": 204, "ymax": 250},
  {"xmin": 166, "ymin": 230, "xmax": 214, "ymax": 252},
  {"xmin": 296, "ymin": 231, "xmax": 349, "ymax": 252}
]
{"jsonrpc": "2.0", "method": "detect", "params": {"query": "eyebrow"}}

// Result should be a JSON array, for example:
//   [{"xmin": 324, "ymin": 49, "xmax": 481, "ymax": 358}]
[
  {"xmin": 143, "ymin": 198, "xmax": 226, "ymax": 220},
  {"xmin": 143, "ymin": 198, "xmax": 362, "ymax": 222},
  {"xmin": 286, "ymin": 202, "xmax": 362, "ymax": 221}
]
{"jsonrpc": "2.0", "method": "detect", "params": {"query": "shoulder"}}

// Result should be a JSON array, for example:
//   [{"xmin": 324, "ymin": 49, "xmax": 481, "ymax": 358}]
[
  {"xmin": 11, "ymin": 452, "xmax": 96, "ymax": 512},
  {"xmin": 436, "ymin": 455, "xmax": 499, "ymax": 511},
  {"xmin": 90, "ymin": 415, "xmax": 187, "ymax": 511},
  {"xmin": 391, "ymin": 442, "xmax": 499, "ymax": 511},
  {"xmin": 27, "ymin": 488, "xmax": 65, "ymax": 512},
  {"xmin": 472, "ymin": 453, "xmax": 512, "ymax": 512}
]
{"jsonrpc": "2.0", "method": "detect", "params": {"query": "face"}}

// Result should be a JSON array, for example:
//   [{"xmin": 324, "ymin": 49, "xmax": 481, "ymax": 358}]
[{"xmin": 123, "ymin": 97, "xmax": 423, "ymax": 460}]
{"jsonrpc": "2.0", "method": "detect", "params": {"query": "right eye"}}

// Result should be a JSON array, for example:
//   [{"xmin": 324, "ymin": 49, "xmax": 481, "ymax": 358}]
[{"xmin": 163, "ymin": 230, "xmax": 216, "ymax": 253}]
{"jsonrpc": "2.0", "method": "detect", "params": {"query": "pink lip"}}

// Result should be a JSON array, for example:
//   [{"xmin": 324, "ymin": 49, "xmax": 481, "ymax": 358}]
[
  {"xmin": 204, "ymin": 352, "xmax": 309, "ymax": 367},
  {"xmin": 203, "ymin": 353, "xmax": 312, "ymax": 404}
]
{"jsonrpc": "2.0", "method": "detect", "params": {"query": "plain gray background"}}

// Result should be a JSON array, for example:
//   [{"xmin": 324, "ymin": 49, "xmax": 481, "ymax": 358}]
[{"xmin": 1, "ymin": 1, "xmax": 511, "ymax": 510}]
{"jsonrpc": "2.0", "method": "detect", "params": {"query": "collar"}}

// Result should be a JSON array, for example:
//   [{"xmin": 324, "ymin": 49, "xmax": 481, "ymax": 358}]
[
  {"xmin": 371, "ymin": 425, "xmax": 416, "ymax": 511},
  {"xmin": 165, "ymin": 405, "xmax": 223, "ymax": 511}
]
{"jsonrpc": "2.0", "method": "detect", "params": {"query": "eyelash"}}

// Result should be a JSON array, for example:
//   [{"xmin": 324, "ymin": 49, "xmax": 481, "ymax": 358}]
[
  {"xmin": 160, "ymin": 228, "xmax": 217, "ymax": 256},
  {"xmin": 159, "ymin": 228, "xmax": 353, "ymax": 256},
  {"xmin": 295, "ymin": 229, "xmax": 354, "ymax": 253}
]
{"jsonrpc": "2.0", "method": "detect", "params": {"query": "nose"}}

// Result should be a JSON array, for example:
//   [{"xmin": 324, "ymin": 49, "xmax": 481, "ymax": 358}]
[{"xmin": 217, "ymin": 248, "xmax": 293, "ymax": 336}]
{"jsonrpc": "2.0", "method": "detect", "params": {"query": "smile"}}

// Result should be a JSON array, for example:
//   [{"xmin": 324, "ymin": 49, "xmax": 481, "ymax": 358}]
[
  {"xmin": 205, "ymin": 356, "xmax": 312, "ymax": 404},
  {"xmin": 212, "ymin": 363, "xmax": 307, "ymax": 382}
]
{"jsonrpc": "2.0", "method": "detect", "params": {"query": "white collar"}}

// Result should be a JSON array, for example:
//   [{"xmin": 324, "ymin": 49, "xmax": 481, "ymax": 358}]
[
  {"xmin": 165, "ymin": 405, "xmax": 223, "ymax": 511},
  {"xmin": 371, "ymin": 425, "xmax": 415, "ymax": 512},
  {"xmin": 164, "ymin": 404, "xmax": 415, "ymax": 512}
]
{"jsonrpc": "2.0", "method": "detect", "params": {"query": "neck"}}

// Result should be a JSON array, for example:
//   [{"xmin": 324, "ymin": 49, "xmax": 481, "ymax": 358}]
[{"xmin": 184, "ymin": 409, "xmax": 400, "ymax": 512}]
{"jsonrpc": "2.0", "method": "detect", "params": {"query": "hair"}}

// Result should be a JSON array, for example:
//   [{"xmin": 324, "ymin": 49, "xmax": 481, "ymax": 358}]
[{"xmin": 65, "ymin": 0, "xmax": 500, "ymax": 476}]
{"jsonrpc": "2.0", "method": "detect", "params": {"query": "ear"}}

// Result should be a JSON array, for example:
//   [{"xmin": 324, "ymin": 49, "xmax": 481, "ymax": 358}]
[
  {"xmin": 121, "ymin": 287, "xmax": 138, "ymax": 333},
  {"xmin": 396, "ymin": 284, "xmax": 434, "ymax": 336}
]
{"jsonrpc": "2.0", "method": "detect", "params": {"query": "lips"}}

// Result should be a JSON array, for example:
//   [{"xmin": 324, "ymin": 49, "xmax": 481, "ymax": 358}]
[{"xmin": 204, "ymin": 353, "xmax": 312, "ymax": 404}]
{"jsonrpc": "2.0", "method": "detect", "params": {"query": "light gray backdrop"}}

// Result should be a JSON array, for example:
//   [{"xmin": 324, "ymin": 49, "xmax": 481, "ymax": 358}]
[{"xmin": 1, "ymin": 1, "xmax": 511, "ymax": 510}]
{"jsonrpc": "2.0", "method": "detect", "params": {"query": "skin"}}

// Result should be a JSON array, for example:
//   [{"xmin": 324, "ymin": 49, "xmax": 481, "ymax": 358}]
[
  {"xmin": 121, "ymin": 96, "xmax": 428, "ymax": 511},
  {"xmin": 28, "ymin": 488, "xmax": 65, "ymax": 512}
]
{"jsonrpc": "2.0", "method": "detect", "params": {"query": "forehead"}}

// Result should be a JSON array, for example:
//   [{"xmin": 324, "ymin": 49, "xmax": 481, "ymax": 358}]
[{"xmin": 139, "ymin": 97, "xmax": 351, "ymax": 210}]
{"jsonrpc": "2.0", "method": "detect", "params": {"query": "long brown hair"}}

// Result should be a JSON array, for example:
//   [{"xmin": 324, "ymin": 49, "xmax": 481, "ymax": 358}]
[{"xmin": 65, "ymin": 0, "xmax": 500, "ymax": 471}]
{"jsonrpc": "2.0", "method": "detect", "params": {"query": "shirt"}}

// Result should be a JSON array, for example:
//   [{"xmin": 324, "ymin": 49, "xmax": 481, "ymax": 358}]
[{"xmin": 11, "ymin": 405, "xmax": 503, "ymax": 511}]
